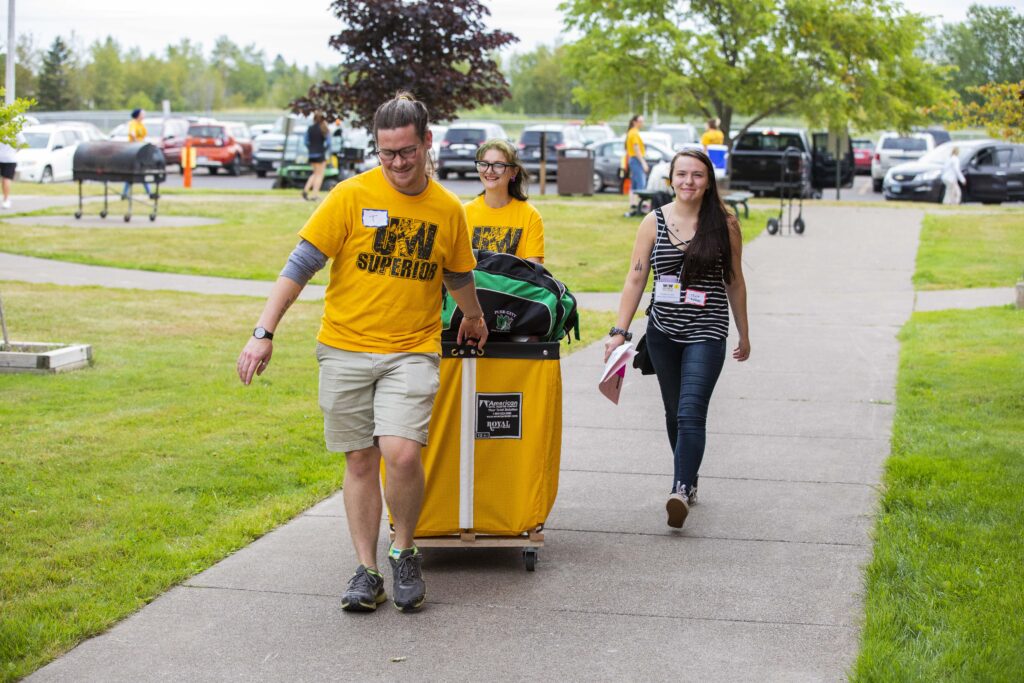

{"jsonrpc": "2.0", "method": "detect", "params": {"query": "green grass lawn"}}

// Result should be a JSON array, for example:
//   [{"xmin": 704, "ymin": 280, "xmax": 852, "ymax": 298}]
[
  {"xmin": 0, "ymin": 283, "xmax": 607, "ymax": 681},
  {"xmin": 854, "ymin": 306, "xmax": 1024, "ymax": 681},
  {"xmin": 0, "ymin": 192, "xmax": 768, "ymax": 292},
  {"xmin": 914, "ymin": 212, "xmax": 1024, "ymax": 290}
]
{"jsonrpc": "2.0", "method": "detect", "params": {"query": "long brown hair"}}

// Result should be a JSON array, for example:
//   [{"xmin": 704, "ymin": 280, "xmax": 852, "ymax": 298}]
[
  {"xmin": 669, "ymin": 150, "xmax": 734, "ymax": 286},
  {"xmin": 476, "ymin": 138, "xmax": 530, "ymax": 201},
  {"xmin": 313, "ymin": 110, "xmax": 329, "ymax": 136}
]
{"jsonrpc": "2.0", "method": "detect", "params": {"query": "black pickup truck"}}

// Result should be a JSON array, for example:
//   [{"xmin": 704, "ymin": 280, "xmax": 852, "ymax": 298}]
[{"xmin": 729, "ymin": 128, "xmax": 854, "ymax": 197}]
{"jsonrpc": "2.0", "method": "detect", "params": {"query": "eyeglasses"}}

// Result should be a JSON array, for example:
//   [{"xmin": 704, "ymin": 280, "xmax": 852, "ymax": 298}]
[
  {"xmin": 375, "ymin": 144, "xmax": 420, "ymax": 162},
  {"xmin": 475, "ymin": 161, "xmax": 513, "ymax": 173}
]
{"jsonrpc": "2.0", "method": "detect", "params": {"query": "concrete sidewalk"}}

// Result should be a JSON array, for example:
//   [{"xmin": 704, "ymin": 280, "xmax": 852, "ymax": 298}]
[{"xmin": 21, "ymin": 204, "xmax": 923, "ymax": 681}]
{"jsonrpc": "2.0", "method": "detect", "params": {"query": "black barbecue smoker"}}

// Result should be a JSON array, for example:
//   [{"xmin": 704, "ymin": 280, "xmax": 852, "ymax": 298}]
[{"xmin": 73, "ymin": 142, "xmax": 167, "ymax": 222}]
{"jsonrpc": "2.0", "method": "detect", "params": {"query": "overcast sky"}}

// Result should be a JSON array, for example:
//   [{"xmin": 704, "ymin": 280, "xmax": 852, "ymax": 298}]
[{"xmin": 5, "ymin": 0, "xmax": 1022, "ymax": 68}]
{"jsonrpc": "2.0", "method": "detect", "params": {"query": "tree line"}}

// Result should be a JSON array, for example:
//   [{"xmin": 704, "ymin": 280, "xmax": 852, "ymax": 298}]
[{"xmin": 0, "ymin": 34, "xmax": 335, "ymax": 112}]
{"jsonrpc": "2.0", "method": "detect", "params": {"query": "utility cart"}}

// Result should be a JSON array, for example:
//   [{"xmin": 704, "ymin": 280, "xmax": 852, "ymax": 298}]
[{"xmin": 385, "ymin": 341, "xmax": 562, "ymax": 571}]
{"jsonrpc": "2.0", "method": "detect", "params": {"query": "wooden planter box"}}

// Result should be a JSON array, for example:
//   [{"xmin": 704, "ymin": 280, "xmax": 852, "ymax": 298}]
[{"xmin": 0, "ymin": 342, "xmax": 93, "ymax": 374}]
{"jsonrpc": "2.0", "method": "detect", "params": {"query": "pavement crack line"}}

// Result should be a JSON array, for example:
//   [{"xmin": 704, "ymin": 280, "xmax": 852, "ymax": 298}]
[
  {"xmin": 566, "ymin": 425, "xmax": 890, "ymax": 442},
  {"xmin": 558, "ymin": 468, "xmax": 882, "ymax": 489},
  {"xmin": 544, "ymin": 525, "xmax": 870, "ymax": 547},
  {"xmin": 179, "ymin": 583, "xmax": 857, "ymax": 631}
]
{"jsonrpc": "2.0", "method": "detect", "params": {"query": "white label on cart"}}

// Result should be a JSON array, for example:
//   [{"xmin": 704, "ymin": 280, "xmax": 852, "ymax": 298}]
[{"xmin": 475, "ymin": 392, "xmax": 522, "ymax": 439}]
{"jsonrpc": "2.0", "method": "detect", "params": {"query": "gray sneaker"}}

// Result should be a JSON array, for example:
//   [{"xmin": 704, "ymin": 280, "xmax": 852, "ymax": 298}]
[
  {"xmin": 389, "ymin": 548, "xmax": 426, "ymax": 612},
  {"xmin": 666, "ymin": 488, "xmax": 690, "ymax": 528},
  {"xmin": 341, "ymin": 565, "xmax": 386, "ymax": 612},
  {"xmin": 687, "ymin": 482, "xmax": 699, "ymax": 506}
]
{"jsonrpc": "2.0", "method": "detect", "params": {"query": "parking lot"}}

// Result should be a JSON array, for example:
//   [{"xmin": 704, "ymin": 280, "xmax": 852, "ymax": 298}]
[{"xmin": 163, "ymin": 166, "xmax": 885, "ymax": 202}]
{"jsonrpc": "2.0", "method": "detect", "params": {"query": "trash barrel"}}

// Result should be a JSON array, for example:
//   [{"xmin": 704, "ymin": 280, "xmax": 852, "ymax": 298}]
[
  {"xmin": 556, "ymin": 147, "xmax": 595, "ymax": 196},
  {"xmin": 707, "ymin": 144, "xmax": 729, "ymax": 180}
]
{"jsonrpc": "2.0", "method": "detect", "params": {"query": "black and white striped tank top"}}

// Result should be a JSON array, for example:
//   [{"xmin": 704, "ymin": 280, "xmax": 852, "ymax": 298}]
[{"xmin": 648, "ymin": 207, "xmax": 730, "ymax": 343}]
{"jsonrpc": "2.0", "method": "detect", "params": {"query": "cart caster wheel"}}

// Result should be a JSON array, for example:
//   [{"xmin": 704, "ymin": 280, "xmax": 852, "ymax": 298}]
[
  {"xmin": 99, "ymin": 210, "xmax": 107, "ymax": 218},
  {"xmin": 124, "ymin": 215, "xmax": 131, "ymax": 223},
  {"xmin": 74, "ymin": 211, "xmax": 82, "ymax": 219},
  {"xmin": 523, "ymin": 548, "xmax": 538, "ymax": 572},
  {"xmin": 794, "ymin": 217, "xmax": 806, "ymax": 234},
  {"xmin": 149, "ymin": 213, "xmax": 157, "ymax": 222},
  {"xmin": 766, "ymin": 218, "xmax": 779, "ymax": 235}
]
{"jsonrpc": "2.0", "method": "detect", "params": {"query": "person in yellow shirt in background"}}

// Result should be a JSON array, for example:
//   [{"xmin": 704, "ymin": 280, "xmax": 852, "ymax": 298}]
[
  {"xmin": 122, "ymin": 108, "xmax": 152, "ymax": 199},
  {"xmin": 625, "ymin": 114, "xmax": 648, "ymax": 217},
  {"xmin": 700, "ymin": 117, "xmax": 725, "ymax": 148},
  {"xmin": 464, "ymin": 139, "xmax": 544, "ymax": 264},
  {"xmin": 237, "ymin": 92, "xmax": 488, "ymax": 615}
]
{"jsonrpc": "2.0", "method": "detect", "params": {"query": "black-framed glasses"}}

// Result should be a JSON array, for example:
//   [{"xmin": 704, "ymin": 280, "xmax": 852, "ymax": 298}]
[
  {"xmin": 375, "ymin": 144, "xmax": 420, "ymax": 162},
  {"xmin": 475, "ymin": 160, "xmax": 512, "ymax": 173}
]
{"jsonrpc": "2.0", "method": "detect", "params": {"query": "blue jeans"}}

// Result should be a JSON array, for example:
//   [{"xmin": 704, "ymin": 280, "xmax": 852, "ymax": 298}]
[
  {"xmin": 629, "ymin": 157, "xmax": 647, "ymax": 191},
  {"xmin": 645, "ymin": 323, "xmax": 726, "ymax": 493},
  {"xmin": 122, "ymin": 180, "xmax": 152, "ymax": 198}
]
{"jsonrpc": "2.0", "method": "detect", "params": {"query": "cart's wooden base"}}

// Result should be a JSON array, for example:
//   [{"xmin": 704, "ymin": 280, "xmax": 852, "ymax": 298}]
[{"xmin": 390, "ymin": 527, "xmax": 545, "ymax": 570}]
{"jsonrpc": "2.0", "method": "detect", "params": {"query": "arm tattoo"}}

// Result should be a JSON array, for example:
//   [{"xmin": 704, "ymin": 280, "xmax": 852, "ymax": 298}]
[
  {"xmin": 633, "ymin": 260, "xmax": 643, "ymax": 272},
  {"xmin": 276, "ymin": 295, "xmax": 296, "ymax": 320}
]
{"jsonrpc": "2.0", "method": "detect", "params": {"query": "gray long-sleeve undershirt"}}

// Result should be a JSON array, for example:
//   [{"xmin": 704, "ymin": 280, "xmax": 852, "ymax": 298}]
[{"xmin": 279, "ymin": 239, "xmax": 474, "ymax": 289}]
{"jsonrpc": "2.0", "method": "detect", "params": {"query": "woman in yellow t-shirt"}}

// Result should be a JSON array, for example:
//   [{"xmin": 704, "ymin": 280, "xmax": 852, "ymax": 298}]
[{"xmin": 464, "ymin": 138, "xmax": 544, "ymax": 263}]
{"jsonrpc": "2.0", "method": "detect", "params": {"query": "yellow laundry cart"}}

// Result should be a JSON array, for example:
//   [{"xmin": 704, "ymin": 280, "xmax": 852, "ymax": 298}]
[{"xmin": 385, "ymin": 341, "xmax": 562, "ymax": 570}]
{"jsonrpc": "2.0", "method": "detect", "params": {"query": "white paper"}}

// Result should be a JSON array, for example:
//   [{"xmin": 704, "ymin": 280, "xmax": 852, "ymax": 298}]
[{"xmin": 598, "ymin": 342, "xmax": 636, "ymax": 404}]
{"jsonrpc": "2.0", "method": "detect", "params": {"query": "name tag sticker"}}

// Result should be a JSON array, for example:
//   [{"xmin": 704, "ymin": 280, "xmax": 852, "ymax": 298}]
[
  {"xmin": 684, "ymin": 289, "xmax": 707, "ymax": 306},
  {"xmin": 654, "ymin": 278, "xmax": 681, "ymax": 303},
  {"xmin": 362, "ymin": 209, "xmax": 389, "ymax": 228}
]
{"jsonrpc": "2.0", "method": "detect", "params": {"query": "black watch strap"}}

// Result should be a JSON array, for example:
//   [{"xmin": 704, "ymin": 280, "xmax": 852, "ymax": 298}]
[
  {"xmin": 253, "ymin": 326, "xmax": 274, "ymax": 340},
  {"xmin": 609, "ymin": 327, "xmax": 633, "ymax": 342}
]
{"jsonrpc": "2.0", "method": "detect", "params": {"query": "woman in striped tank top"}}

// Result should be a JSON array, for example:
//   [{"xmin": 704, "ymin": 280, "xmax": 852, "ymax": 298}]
[{"xmin": 605, "ymin": 150, "xmax": 750, "ymax": 529}]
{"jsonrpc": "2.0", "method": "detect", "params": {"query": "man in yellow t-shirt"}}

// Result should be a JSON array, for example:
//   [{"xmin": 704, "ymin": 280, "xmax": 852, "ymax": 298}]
[
  {"xmin": 701, "ymin": 117, "xmax": 725, "ymax": 148},
  {"xmin": 237, "ymin": 93, "xmax": 487, "ymax": 614},
  {"xmin": 123, "ymin": 108, "xmax": 151, "ymax": 199},
  {"xmin": 624, "ymin": 114, "xmax": 648, "ymax": 216},
  {"xmin": 464, "ymin": 195, "xmax": 545, "ymax": 263}
]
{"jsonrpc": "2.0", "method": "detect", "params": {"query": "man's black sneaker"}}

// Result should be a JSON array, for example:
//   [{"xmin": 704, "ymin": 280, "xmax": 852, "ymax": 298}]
[
  {"xmin": 389, "ymin": 548, "xmax": 426, "ymax": 612},
  {"xmin": 341, "ymin": 565, "xmax": 386, "ymax": 612}
]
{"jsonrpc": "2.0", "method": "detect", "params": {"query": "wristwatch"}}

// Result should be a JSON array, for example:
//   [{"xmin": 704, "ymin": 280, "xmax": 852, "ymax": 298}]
[
  {"xmin": 608, "ymin": 326, "xmax": 633, "ymax": 341},
  {"xmin": 253, "ymin": 326, "xmax": 274, "ymax": 340}
]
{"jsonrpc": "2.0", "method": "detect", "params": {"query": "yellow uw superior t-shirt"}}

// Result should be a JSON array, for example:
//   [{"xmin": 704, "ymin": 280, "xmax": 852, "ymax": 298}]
[
  {"xmin": 298, "ymin": 167, "xmax": 476, "ymax": 355},
  {"xmin": 128, "ymin": 120, "xmax": 147, "ymax": 142},
  {"xmin": 463, "ymin": 196, "xmax": 545, "ymax": 261},
  {"xmin": 701, "ymin": 129, "xmax": 724, "ymax": 147},
  {"xmin": 625, "ymin": 127, "xmax": 645, "ymax": 159}
]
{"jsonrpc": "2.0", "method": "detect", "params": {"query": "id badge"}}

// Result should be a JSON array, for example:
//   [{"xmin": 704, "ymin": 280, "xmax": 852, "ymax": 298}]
[
  {"xmin": 684, "ymin": 288, "xmax": 707, "ymax": 306},
  {"xmin": 654, "ymin": 276, "xmax": 681, "ymax": 304},
  {"xmin": 362, "ymin": 208, "xmax": 389, "ymax": 228}
]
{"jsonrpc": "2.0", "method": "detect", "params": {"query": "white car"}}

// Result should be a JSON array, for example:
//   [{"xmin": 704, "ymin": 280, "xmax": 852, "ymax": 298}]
[
  {"xmin": 871, "ymin": 132, "xmax": 935, "ymax": 192},
  {"xmin": 15, "ymin": 124, "xmax": 83, "ymax": 182},
  {"xmin": 651, "ymin": 123, "xmax": 701, "ymax": 151}
]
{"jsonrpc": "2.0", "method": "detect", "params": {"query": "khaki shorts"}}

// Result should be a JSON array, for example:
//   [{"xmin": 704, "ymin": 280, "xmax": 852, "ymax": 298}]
[{"xmin": 316, "ymin": 343, "xmax": 441, "ymax": 452}]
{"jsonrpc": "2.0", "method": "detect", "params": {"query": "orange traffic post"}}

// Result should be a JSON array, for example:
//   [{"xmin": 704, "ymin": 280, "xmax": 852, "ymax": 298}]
[{"xmin": 183, "ymin": 144, "xmax": 193, "ymax": 189}]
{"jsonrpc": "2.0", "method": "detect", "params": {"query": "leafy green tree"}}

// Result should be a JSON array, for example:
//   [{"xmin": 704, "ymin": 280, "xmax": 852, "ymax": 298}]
[
  {"xmin": 292, "ymin": 0, "xmax": 517, "ymax": 128},
  {"xmin": 936, "ymin": 80, "xmax": 1024, "ymax": 142},
  {"xmin": 0, "ymin": 88, "xmax": 35, "ymax": 147},
  {"xmin": 560, "ymin": 0, "xmax": 948, "ymax": 144},
  {"xmin": 503, "ymin": 43, "xmax": 587, "ymax": 116},
  {"xmin": 37, "ymin": 36, "xmax": 80, "ymax": 110},
  {"xmin": 85, "ymin": 37, "xmax": 124, "ymax": 109},
  {"xmin": 934, "ymin": 5, "xmax": 1024, "ymax": 105}
]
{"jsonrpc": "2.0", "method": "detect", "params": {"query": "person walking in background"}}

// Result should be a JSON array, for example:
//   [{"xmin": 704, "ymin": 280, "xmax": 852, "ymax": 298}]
[
  {"xmin": 700, "ymin": 118, "xmax": 724, "ymax": 148},
  {"xmin": 464, "ymin": 138, "xmax": 544, "ymax": 263},
  {"xmin": 624, "ymin": 114, "xmax": 648, "ymax": 217},
  {"xmin": 302, "ymin": 111, "xmax": 331, "ymax": 202},
  {"xmin": 0, "ymin": 131, "xmax": 24, "ymax": 210},
  {"xmin": 237, "ymin": 91, "xmax": 488, "ymax": 614},
  {"xmin": 941, "ymin": 146, "xmax": 966, "ymax": 205},
  {"xmin": 605, "ymin": 149, "xmax": 750, "ymax": 529},
  {"xmin": 122, "ymin": 108, "xmax": 152, "ymax": 199}
]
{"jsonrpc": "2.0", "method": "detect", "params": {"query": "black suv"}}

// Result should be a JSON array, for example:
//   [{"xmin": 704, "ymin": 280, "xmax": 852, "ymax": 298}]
[
  {"xmin": 437, "ymin": 122, "xmax": 508, "ymax": 179},
  {"xmin": 517, "ymin": 124, "xmax": 586, "ymax": 176}
]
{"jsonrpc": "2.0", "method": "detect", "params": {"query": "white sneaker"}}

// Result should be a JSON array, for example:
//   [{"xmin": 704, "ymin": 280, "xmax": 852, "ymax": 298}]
[
  {"xmin": 666, "ymin": 491, "xmax": 689, "ymax": 528},
  {"xmin": 2, "ymin": 199, "xmax": 10, "ymax": 209}
]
